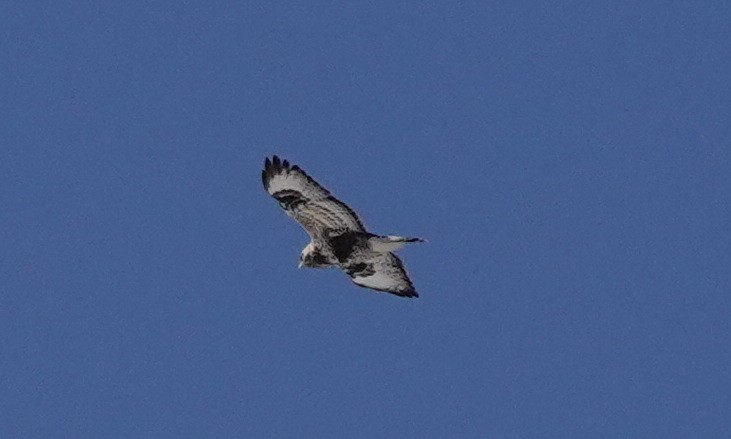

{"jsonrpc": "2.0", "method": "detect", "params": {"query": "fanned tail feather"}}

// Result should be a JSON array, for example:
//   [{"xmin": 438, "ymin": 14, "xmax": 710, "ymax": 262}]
[{"xmin": 369, "ymin": 235, "xmax": 426, "ymax": 253}]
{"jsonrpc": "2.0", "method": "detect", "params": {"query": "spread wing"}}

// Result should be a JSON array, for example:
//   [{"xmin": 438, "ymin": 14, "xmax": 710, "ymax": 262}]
[
  {"xmin": 262, "ymin": 156, "xmax": 366, "ymax": 238},
  {"xmin": 346, "ymin": 253, "xmax": 418, "ymax": 298}
]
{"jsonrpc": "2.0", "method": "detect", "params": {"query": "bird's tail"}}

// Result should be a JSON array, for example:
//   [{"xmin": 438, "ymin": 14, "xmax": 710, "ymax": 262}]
[{"xmin": 368, "ymin": 235, "xmax": 427, "ymax": 253}]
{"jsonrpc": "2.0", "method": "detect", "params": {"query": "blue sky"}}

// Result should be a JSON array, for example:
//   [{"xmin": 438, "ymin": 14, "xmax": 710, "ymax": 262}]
[{"xmin": 2, "ymin": 1, "xmax": 730, "ymax": 437}]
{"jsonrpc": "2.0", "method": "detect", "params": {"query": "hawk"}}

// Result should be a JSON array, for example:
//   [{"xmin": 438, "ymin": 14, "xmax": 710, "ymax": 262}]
[{"xmin": 262, "ymin": 155, "xmax": 424, "ymax": 298}]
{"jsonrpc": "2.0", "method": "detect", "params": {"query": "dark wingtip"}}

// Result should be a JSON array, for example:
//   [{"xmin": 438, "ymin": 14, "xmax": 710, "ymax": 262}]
[
  {"xmin": 265, "ymin": 155, "xmax": 295, "ymax": 173},
  {"xmin": 393, "ymin": 287, "xmax": 418, "ymax": 298},
  {"xmin": 263, "ymin": 156, "xmax": 282, "ymax": 189},
  {"xmin": 263, "ymin": 155, "xmax": 300, "ymax": 190}
]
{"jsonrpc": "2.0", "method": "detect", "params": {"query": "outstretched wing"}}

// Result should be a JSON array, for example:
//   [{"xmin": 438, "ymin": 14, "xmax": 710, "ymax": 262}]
[
  {"xmin": 262, "ymin": 155, "xmax": 366, "ymax": 238},
  {"xmin": 346, "ymin": 253, "xmax": 418, "ymax": 298}
]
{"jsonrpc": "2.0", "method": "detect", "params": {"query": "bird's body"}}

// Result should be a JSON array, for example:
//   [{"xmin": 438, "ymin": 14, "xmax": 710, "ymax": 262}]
[{"xmin": 262, "ymin": 155, "xmax": 424, "ymax": 298}]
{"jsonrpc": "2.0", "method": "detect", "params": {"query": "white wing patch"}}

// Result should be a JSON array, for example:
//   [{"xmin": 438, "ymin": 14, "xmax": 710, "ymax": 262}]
[
  {"xmin": 348, "ymin": 253, "xmax": 418, "ymax": 298},
  {"xmin": 263, "ymin": 161, "xmax": 329, "ymax": 200}
]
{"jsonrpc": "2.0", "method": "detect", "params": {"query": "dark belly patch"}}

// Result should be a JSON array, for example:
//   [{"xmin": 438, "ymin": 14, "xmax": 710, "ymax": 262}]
[{"xmin": 329, "ymin": 231, "xmax": 360, "ymax": 262}]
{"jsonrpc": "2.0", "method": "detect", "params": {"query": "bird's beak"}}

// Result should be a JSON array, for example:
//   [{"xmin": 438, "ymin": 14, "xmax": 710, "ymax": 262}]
[{"xmin": 297, "ymin": 261, "xmax": 303, "ymax": 269}]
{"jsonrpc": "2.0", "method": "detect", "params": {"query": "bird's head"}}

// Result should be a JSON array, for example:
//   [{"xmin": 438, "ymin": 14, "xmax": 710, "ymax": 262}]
[{"xmin": 298, "ymin": 243, "xmax": 315, "ymax": 268}]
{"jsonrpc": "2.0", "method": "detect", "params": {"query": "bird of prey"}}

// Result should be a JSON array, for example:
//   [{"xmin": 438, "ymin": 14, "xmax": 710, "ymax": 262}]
[{"xmin": 262, "ymin": 155, "xmax": 424, "ymax": 298}]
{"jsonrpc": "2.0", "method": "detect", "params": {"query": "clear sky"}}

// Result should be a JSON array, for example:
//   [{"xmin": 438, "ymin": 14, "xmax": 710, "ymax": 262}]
[{"xmin": 2, "ymin": 1, "xmax": 730, "ymax": 437}]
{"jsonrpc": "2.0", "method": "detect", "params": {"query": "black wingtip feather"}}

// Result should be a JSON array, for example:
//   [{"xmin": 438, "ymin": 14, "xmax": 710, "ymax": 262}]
[
  {"xmin": 351, "ymin": 283, "xmax": 420, "ymax": 298},
  {"xmin": 263, "ymin": 155, "xmax": 292, "ymax": 190},
  {"xmin": 390, "ymin": 288, "xmax": 419, "ymax": 298},
  {"xmin": 264, "ymin": 155, "xmax": 294, "ymax": 174}
]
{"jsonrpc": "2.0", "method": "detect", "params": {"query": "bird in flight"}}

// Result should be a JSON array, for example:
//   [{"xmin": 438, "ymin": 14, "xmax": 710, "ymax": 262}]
[{"xmin": 262, "ymin": 155, "xmax": 424, "ymax": 298}]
